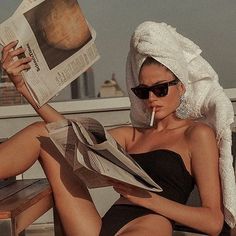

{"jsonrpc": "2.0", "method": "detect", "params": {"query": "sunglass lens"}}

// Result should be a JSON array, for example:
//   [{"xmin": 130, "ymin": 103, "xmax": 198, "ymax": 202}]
[
  {"xmin": 132, "ymin": 82, "xmax": 170, "ymax": 99},
  {"xmin": 132, "ymin": 87, "xmax": 149, "ymax": 99},
  {"xmin": 152, "ymin": 84, "xmax": 168, "ymax": 97}
]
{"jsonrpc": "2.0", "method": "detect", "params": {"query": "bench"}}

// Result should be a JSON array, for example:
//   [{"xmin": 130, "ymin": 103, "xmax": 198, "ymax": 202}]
[{"xmin": 0, "ymin": 178, "xmax": 64, "ymax": 236}]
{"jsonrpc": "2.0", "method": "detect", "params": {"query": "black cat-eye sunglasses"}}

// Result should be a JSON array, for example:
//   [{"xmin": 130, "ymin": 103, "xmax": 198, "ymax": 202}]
[{"xmin": 131, "ymin": 78, "xmax": 180, "ymax": 99}]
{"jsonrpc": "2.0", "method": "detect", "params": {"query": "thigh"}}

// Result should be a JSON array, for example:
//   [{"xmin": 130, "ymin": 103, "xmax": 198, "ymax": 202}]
[
  {"xmin": 100, "ymin": 204, "xmax": 172, "ymax": 236},
  {"xmin": 100, "ymin": 204, "xmax": 154, "ymax": 236},
  {"xmin": 39, "ymin": 140, "xmax": 102, "ymax": 235},
  {"xmin": 0, "ymin": 122, "xmax": 45, "ymax": 179},
  {"xmin": 116, "ymin": 214, "xmax": 173, "ymax": 236}
]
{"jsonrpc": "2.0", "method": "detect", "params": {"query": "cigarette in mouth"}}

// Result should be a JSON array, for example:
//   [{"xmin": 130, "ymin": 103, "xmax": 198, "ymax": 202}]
[{"xmin": 150, "ymin": 107, "xmax": 155, "ymax": 127}]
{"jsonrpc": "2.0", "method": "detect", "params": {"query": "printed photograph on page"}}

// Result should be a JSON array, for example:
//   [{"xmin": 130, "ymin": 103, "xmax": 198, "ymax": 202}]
[{"xmin": 23, "ymin": 0, "xmax": 92, "ymax": 69}]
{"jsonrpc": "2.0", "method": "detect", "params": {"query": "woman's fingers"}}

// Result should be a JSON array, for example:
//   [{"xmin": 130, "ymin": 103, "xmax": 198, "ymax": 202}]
[
  {"xmin": 0, "ymin": 41, "xmax": 32, "ymax": 90},
  {"xmin": 2, "ymin": 49, "xmax": 31, "ymax": 75},
  {"xmin": 6, "ymin": 58, "xmax": 31, "ymax": 76},
  {"xmin": 8, "ymin": 47, "xmax": 26, "ymax": 60},
  {"xmin": 12, "ymin": 57, "xmax": 32, "ymax": 69},
  {"xmin": 1, "ymin": 40, "xmax": 19, "ymax": 63},
  {"xmin": 7, "ymin": 63, "xmax": 31, "ymax": 77},
  {"xmin": 2, "ymin": 47, "xmax": 27, "ymax": 68},
  {"xmin": 113, "ymin": 182, "xmax": 151, "ymax": 199}
]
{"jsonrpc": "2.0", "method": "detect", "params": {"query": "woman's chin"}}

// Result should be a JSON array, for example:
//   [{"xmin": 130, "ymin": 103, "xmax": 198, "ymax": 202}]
[{"xmin": 154, "ymin": 111, "xmax": 174, "ymax": 121}]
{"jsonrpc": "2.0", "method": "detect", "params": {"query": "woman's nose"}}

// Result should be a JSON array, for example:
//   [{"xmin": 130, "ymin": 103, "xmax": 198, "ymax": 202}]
[{"xmin": 149, "ymin": 91, "xmax": 158, "ymax": 101}]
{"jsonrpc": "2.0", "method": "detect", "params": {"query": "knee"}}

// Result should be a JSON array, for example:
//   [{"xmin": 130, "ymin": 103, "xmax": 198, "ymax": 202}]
[
  {"xmin": 27, "ymin": 121, "xmax": 48, "ymax": 136},
  {"xmin": 29, "ymin": 121, "xmax": 46, "ymax": 129}
]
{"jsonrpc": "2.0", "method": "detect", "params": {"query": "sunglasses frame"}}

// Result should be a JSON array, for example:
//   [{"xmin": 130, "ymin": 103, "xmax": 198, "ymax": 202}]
[{"xmin": 131, "ymin": 78, "xmax": 180, "ymax": 99}]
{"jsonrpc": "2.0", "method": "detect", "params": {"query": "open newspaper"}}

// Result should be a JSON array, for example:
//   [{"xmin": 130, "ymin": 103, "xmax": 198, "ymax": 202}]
[
  {"xmin": 46, "ymin": 117, "xmax": 163, "ymax": 192},
  {"xmin": 0, "ymin": 0, "xmax": 99, "ymax": 106}
]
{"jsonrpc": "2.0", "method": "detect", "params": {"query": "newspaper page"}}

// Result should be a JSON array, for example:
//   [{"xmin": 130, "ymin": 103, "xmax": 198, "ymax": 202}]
[
  {"xmin": 46, "ymin": 118, "xmax": 163, "ymax": 192},
  {"xmin": 0, "ymin": 0, "xmax": 99, "ymax": 106}
]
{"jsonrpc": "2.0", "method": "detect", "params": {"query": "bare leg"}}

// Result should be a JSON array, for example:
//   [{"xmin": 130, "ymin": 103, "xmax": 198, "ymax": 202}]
[
  {"xmin": 0, "ymin": 122, "xmax": 101, "ymax": 235},
  {"xmin": 116, "ymin": 214, "xmax": 172, "ymax": 236},
  {"xmin": 0, "ymin": 122, "xmax": 43, "ymax": 179},
  {"xmin": 39, "ymin": 135, "xmax": 102, "ymax": 235}
]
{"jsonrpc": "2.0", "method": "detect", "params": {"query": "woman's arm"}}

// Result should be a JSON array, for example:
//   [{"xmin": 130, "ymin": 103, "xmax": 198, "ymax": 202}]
[
  {"xmin": 1, "ymin": 41, "xmax": 64, "ymax": 123},
  {"xmin": 112, "ymin": 123, "xmax": 224, "ymax": 236}
]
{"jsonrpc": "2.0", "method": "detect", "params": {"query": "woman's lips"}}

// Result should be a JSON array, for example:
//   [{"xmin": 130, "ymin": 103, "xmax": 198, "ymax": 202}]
[{"xmin": 153, "ymin": 106, "xmax": 162, "ymax": 111}]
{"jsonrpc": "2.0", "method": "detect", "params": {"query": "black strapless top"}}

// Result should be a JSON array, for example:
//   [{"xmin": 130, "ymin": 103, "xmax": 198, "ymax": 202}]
[{"xmin": 130, "ymin": 149, "xmax": 195, "ymax": 204}]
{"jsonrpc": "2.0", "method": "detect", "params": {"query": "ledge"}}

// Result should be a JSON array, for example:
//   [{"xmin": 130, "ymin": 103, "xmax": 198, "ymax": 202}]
[
  {"xmin": 0, "ymin": 87, "xmax": 235, "ymax": 119},
  {"xmin": 0, "ymin": 97, "xmax": 131, "ymax": 119},
  {"xmin": 224, "ymin": 88, "xmax": 236, "ymax": 102}
]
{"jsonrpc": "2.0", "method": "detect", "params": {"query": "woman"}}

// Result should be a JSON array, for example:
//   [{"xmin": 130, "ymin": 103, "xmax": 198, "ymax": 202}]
[{"xmin": 0, "ymin": 22, "xmax": 235, "ymax": 236}]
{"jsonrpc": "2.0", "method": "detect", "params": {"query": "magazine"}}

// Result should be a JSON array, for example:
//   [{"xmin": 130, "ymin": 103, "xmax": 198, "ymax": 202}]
[
  {"xmin": 46, "ymin": 117, "xmax": 163, "ymax": 192},
  {"xmin": 0, "ymin": 0, "xmax": 99, "ymax": 106}
]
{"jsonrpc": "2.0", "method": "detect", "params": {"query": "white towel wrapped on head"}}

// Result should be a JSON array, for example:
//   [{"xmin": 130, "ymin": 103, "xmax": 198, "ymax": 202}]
[{"xmin": 126, "ymin": 21, "xmax": 236, "ymax": 228}]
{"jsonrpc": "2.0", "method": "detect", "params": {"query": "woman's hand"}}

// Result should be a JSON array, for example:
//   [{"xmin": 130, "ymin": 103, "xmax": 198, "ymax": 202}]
[
  {"xmin": 1, "ymin": 40, "xmax": 64, "ymax": 123},
  {"xmin": 110, "ymin": 180, "xmax": 153, "ymax": 207},
  {"xmin": 1, "ymin": 41, "xmax": 32, "ymax": 92}
]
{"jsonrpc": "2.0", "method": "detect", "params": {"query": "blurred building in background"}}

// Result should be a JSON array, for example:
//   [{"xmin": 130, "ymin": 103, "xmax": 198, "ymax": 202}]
[
  {"xmin": 98, "ymin": 73, "xmax": 124, "ymax": 98},
  {"xmin": 71, "ymin": 67, "xmax": 95, "ymax": 99},
  {"xmin": 0, "ymin": 67, "xmax": 96, "ymax": 106},
  {"xmin": 0, "ymin": 68, "xmax": 27, "ymax": 106}
]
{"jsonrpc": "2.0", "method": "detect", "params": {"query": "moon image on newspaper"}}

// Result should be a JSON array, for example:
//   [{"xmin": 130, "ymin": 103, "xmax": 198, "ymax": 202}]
[
  {"xmin": 24, "ymin": 0, "xmax": 92, "ymax": 69},
  {"xmin": 37, "ymin": 0, "xmax": 91, "ymax": 50}
]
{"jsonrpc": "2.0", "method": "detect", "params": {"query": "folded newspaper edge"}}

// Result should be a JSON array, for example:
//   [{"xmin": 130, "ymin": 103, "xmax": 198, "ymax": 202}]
[{"xmin": 46, "ymin": 118, "xmax": 163, "ymax": 192}]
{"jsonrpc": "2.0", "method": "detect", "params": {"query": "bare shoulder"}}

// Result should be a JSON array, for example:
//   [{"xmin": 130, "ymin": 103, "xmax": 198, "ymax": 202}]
[
  {"xmin": 185, "ymin": 121, "xmax": 218, "ymax": 160},
  {"xmin": 108, "ymin": 126, "xmax": 135, "ymax": 150},
  {"xmin": 108, "ymin": 125, "xmax": 134, "ymax": 139},
  {"xmin": 185, "ymin": 122, "xmax": 216, "ymax": 143}
]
